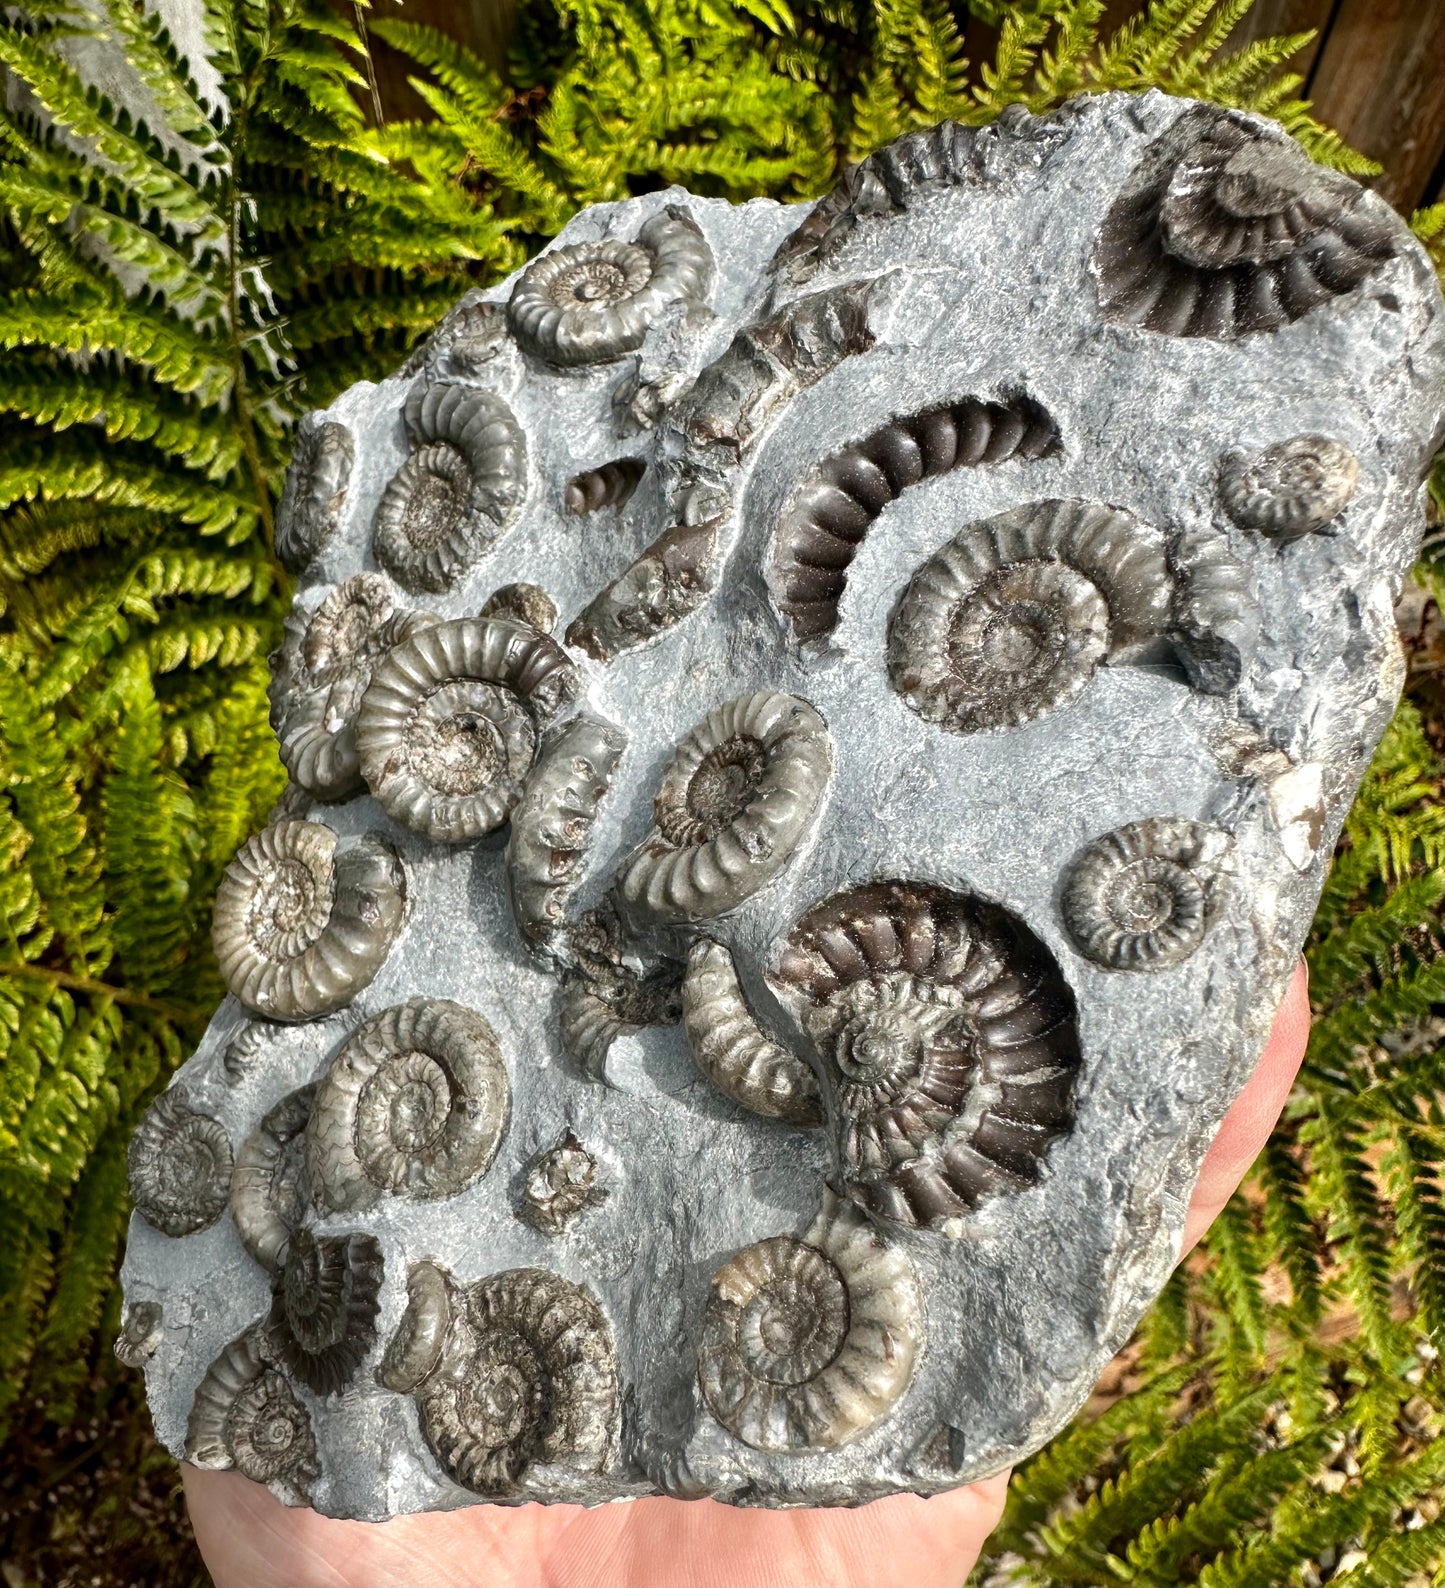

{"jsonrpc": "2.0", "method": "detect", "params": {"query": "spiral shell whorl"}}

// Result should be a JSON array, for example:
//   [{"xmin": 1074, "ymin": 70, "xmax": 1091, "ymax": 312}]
[
  {"xmin": 379, "ymin": 1260, "xmax": 455, "ymax": 1393},
  {"xmin": 266, "ymin": 1227, "xmax": 385, "ymax": 1396},
  {"xmin": 1219, "ymin": 435, "xmax": 1359, "ymax": 538},
  {"xmin": 230, "ymin": 1084, "xmax": 316, "ymax": 1270},
  {"xmin": 127, "ymin": 1089, "xmax": 233, "ymax": 1238},
  {"xmin": 275, "ymin": 415, "xmax": 354, "ymax": 571},
  {"xmin": 185, "ymin": 1331, "xmax": 319, "ymax": 1502}
]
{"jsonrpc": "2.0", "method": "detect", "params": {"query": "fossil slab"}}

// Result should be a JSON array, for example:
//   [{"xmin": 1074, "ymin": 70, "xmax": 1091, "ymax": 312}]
[{"xmin": 120, "ymin": 92, "xmax": 1444, "ymax": 1518}]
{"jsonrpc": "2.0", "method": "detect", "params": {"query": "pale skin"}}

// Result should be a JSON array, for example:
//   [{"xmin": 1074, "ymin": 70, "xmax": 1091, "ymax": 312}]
[{"xmin": 185, "ymin": 962, "xmax": 1312, "ymax": 1588}]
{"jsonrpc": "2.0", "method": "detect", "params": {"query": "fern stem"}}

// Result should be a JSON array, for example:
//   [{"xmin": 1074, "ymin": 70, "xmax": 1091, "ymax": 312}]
[{"xmin": 0, "ymin": 960, "xmax": 209, "ymax": 1028}]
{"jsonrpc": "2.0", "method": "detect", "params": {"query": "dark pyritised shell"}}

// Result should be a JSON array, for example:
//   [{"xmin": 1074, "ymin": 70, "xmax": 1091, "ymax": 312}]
[
  {"xmin": 564, "ymin": 457, "xmax": 646, "ymax": 515},
  {"xmin": 417, "ymin": 1267, "xmax": 619, "ymax": 1496},
  {"xmin": 1096, "ymin": 108, "xmax": 1395, "ymax": 339},
  {"xmin": 1219, "ymin": 435, "xmax": 1359, "ymax": 538},
  {"xmin": 1167, "ymin": 530, "xmax": 1261, "ymax": 694},
  {"xmin": 617, "ymin": 691, "xmax": 832, "ymax": 926},
  {"xmin": 355, "ymin": 617, "xmax": 578, "ymax": 843},
  {"xmin": 771, "ymin": 882, "xmax": 1081, "ymax": 1231},
  {"xmin": 478, "ymin": 582, "xmax": 558, "ymax": 634},
  {"xmin": 306, "ymin": 999, "xmax": 511, "ymax": 1213},
  {"xmin": 266, "ymin": 1227, "xmax": 384, "ymax": 1397},
  {"xmin": 773, "ymin": 394, "xmax": 1060, "ymax": 642},
  {"xmin": 114, "ymin": 1300, "xmax": 163, "ymax": 1368},
  {"xmin": 212, "ymin": 820, "xmax": 407, "ymax": 1022},
  {"xmin": 402, "ymin": 293, "xmax": 508, "ymax": 381},
  {"xmin": 698, "ymin": 1193, "xmax": 922, "ymax": 1452},
  {"xmin": 230, "ymin": 1084, "xmax": 317, "ymax": 1270},
  {"xmin": 519, "ymin": 1130, "xmax": 606, "ymax": 1235},
  {"xmin": 1062, "ymin": 818, "xmax": 1233, "ymax": 971},
  {"xmin": 508, "ymin": 207, "xmax": 714, "ymax": 367},
  {"xmin": 275, "ymin": 414, "xmax": 354, "ymax": 571},
  {"xmin": 373, "ymin": 382, "xmax": 527, "ymax": 593},
  {"xmin": 221, "ymin": 1018, "xmax": 282, "ymax": 1084},
  {"xmin": 887, "ymin": 499, "xmax": 1172, "ymax": 735},
  {"xmin": 564, "ymin": 517, "xmax": 720, "ymax": 664},
  {"xmin": 127, "ymin": 1089, "xmax": 232, "ymax": 1238},
  {"xmin": 378, "ymin": 1259, "xmax": 455, "ymax": 1393}
]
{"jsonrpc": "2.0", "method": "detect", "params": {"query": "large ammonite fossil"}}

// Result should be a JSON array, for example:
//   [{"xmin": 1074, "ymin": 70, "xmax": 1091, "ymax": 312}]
[
  {"xmin": 268, "ymin": 574, "xmax": 438, "ymax": 800},
  {"xmin": 186, "ymin": 1330, "xmax": 319, "ymax": 1503},
  {"xmin": 265, "ymin": 1227, "xmax": 385, "ymax": 1397},
  {"xmin": 617, "ymin": 691, "xmax": 832, "ymax": 926},
  {"xmin": 771, "ymin": 882, "xmax": 1081, "ymax": 1230},
  {"xmin": 230, "ymin": 1085, "xmax": 316, "ymax": 1270},
  {"xmin": 355, "ymin": 616, "xmax": 578, "ymax": 843},
  {"xmin": 212, "ymin": 819, "xmax": 407, "ymax": 1022},
  {"xmin": 274, "ymin": 413, "xmax": 354, "ymax": 571},
  {"xmin": 373, "ymin": 380, "xmax": 527, "ymax": 593},
  {"xmin": 886, "ymin": 499, "xmax": 1172, "ymax": 735},
  {"xmin": 508, "ymin": 206, "xmax": 714, "ymax": 367},
  {"xmin": 306, "ymin": 998, "xmax": 511, "ymax": 1213},
  {"xmin": 1219, "ymin": 435, "xmax": 1359, "ymax": 539},
  {"xmin": 127, "ymin": 1088, "xmax": 233, "ymax": 1238},
  {"xmin": 1061, "ymin": 817, "xmax": 1233, "ymax": 972},
  {"xmin": 1096, "ymin": 108, "xmax": 1395, "ymax": 339},
  {"xmin": 414, "ymin": 1267, "xmax": 620, "ymax": 1496},
  {"xmin": 697, "ymin": 1193, "xmax": 923, "ymax": 1452}
]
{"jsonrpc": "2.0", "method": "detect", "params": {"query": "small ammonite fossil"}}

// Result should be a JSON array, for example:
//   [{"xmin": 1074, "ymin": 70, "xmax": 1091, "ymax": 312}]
[
  {"xmin": 478, "ymin": 581, "xmax": 558, "ymax": 634},
  {"xmin": 186, "ymin": 1330, "xmax": 319, "ymax": 1504},
  {"xmin": 307, "ymin": 999, "xmax": 511, "ymax": 1214},
  {"xmin": 564, "ymin": 457, "xmax": 646, "ymax": 516},
  {"xmin": 1096, "ymin": 107, "xmax": 1395, "ymax": 339},
  {"xmin": 275, "ymin": 414, "xmax": 355, "ymax": 571},
  {"xmin": 1166, "ymin": 529, "xmax": 1261, "ymax": 694},
  {"xmin": 265, "ymin": 1227, "xmax": 385, "ymax": 1397},
  {"xmin": 127, "ymin": 1089, "xmax": 233, "ymax": 1238},
  {"xmin": 771, "ymin": 882, "xmax": 1081, "ymax": 1230},
  {"xmin": 519, "ymin": 1130, "xmax": 607, "ymax": 1235},
  {"xmin": 402, "ymin": 292, "xmax": 508, "ymax": 381},
  {"xmin": 355, "ymin": 617, "xmax": 579, "ymax": 843},
  {"xmin": 416, "ymin": 1267, "xmax": 620, "ymax": 1496},
  {"xmin": 230, "ymin": 1084, "xmax": 317, "ymax": 1270},
  {"xmin": 698, "ymin": 1193, "xmax": 923, "ymax": 1452},
  {"xmin": 887, "ymin": 499, "xmax": 1173, "ymax": 735},
  {"xmin": 1219, "ymin": 435, "xmax": 1359, "ymax": 539},
  {"xmin": 617, "ymin": 691, "xmax": 832, "ymax": 926},
  {"xmin": 114, "ymin": 1300, "xmax": 163, "ymax": 1369},
  {"xmin": 378, "ymin": 1260, "xmax": 455, "ymax": 1393},
  {"xmin": 221, "ymin": 1018, "xmax": 282, "ymax": 1084},
  {"xmin": 212, "ymin": 819, "xmax": 407, "ymax": 1022},
  {"xmin": 682, "ymin": 939, "xmax": 823, "ymax": 1127},
  {"xmin": 508, "ymin": 206, "xmax": 714, "ymax": 367},
  {"xmin": 373, "ymin": 380, "xmax": 527, "ymax": 593},
  {"xmin": 1061, "ymin": 818, "xmax": 1233, "ymax": 972}
]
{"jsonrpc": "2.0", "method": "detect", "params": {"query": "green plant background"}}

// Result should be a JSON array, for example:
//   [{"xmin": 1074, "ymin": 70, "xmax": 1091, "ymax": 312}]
[{"xmin": 0, "ymin": 2, "xmax": 1439, "ymax": 1582}]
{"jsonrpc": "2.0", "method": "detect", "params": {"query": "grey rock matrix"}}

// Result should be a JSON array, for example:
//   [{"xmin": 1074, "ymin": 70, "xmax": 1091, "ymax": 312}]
[{"xmin": 119, "ymin": 91, "xmax": 1444, "ymax": 1519}]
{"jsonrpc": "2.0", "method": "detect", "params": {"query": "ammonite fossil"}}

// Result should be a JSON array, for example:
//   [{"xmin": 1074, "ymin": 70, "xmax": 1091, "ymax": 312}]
[
  {"xmin": 564, "ymin": 457, "xmax": 646, "ymax": 515},
  {"xmin": 416, "ymin": 1267, "xmax": 619, "ymax": 1496},
  {"xmin": 212, "ymin": 819, "xmax": 407, "ymax": 1022},
  {"xmin": 403, "ymin": 292, "xmax": 508, "ymax": 381},
  {"xmin": 1061, "ymin": 818, "xmax": 1233, "ymax": 971},
  {"xmin": 478, "ymin": 581, "xmax": 558, "ymax": 634},
  {"xmin": 772, "ymin": 882, "xmax": 1081, "ymax": 1229},
  {"xmin": 617, "ymin": 691, "xmax": 832, "ymax": 925},
  {"xmin": 114, "ymin": 1300, "xmax": 163, "ymax": 1368},
  {"xmin": 373, "ymin": 381, "xmax": 527, "ymax": 593},
  {"xmin": 774, "ymin": 395, "xmax": 1061, "ymax": 642},
  {"xmin": 185, "ymin": 1330, "xmax": 319, "ymax": 1503},
  {"xmin": 1096, "ymin": 108, "xmax": 1395, "ymax": 338},
  {"xmin": 682, "ymin": 939, "xmax": 823, "ymax": 1127},
  {"xmin": 564, "ymin": 517, "xmax": 720, "ymax": 664},
  {"xmin": 698, "ymin": 1194, "xmax": 923, "ymax": 1452},
  {"xmin": 127, "ymin": 1089, "xmax": 233, "ymax": 1238},
  {"xmin": 378, "ymin": 1259, "xmax": 455, "ymax": 1393},
  {"xmin": 1167, "ymin": 529, "xmax": 1261, "ymax": 694},
  {"xmin": 518, "ymin": 1130, "xmax": 606, "ymax": 1236},
  {"xmin": 557, "ymin": 957, "xmax": 682, "ymax": 1081},
  {"xmin": 355, "ymin": 617, "xmax": 578, "ymax": 843},
  {"xmin": 221, "ymin": 1019, "xmax": 281, "ymax": 1084},
  {"xmin": 274, "ymin": 414, "xmax": 354, "ymax": 570},
  {"xmin": 307, "ymin": 999, "xmax": 511, "ymax": 1213},
  {"xmin": 508, "ymin": 206, "xmax": 714, "ymax": 367},
  {"xmin": 887, "ymin": 499, "xmax": 1172, "ymax": 735},
  {"xmin": 230, "ymin": 1085, "xmax": 316, "ymax": 1270},
  {"xmin": 1219, "ymin": 435, "xmax": 1359, "ymax": 538},
  {"xmin": 265, "ymin": 1227, "xmax": 384, "ymax": 1397}
]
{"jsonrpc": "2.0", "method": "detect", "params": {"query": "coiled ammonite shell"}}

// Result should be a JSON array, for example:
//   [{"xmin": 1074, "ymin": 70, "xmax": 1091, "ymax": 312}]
[
  {"xmin": 416, "ymin": 1268, "xmax": 620, "ymax": 1496},
  {"xmin": 698, "ymin": 1194, "xmax": 923, "ymax": 1452},
  {"xmin": 307, "ymin": 999, "xmax": 511, "ymax": 1213},
  {"xmin": 772, "ymin": 882, "xmax": 1081, "ymax": 1229},
  {"xmin": 1096, "ymin": 109, "xmax": 1395, "ymax": 339},
  {"xmin": 230, "ymin": 1085, "xmax": 316, "ymax": 1270},
  {"xmin": 127, "ymin": 1089, "xmax": 233, "ymax": 1237},
  {"xmin": 114, "ymin": 1299, "xmax": 164, "ymax": 1368},
  {"xmin": 212, "ymin": 819, "xmax": 407, "ymax": 1022},
  {"xmin": 1061, "ymin": 818, "xmax": 1232, "ymax": 972},
  {"xmin": 378, "ymin": 1259, "xmax": 455, "ymax": 1393},
  {"xmin": 887, "ymin": 499, "xmax": 1171, "ymax": 735},
  {"xmin": 265, "ymin": 1227, "xmax": 384, "ymax": 1397},
  {"xmin": 519, "ymin": 1131, "xmax": 606, "ymax": 1235},
  {"xmin": 275, "ymin": 414, "xmax": 354, "ymax": 570},
  {"xmin": 355, "ymin": 617, "xmax": 579, "ymax": 843},
  {"xmin": 373, "ymin": 381, "xmax": 527, "ymax": 592},
  {"xmin": 565, "ymin": 457, "xmax": 646, "ymax": 515},
  {"xmin": 186, "ymin": 1330, "xmax": 319, "ymax": 1503},
  {"xmin": 1219, "ymin": 435, "xmax": 1359, "ymax": 538},
  {"xmin": 774, "ymin": 395, "xmax": 1060, "ymax": 642},
  {"xmin": 617, "ymin": 691, "xmax": 832, "ymax": 925},
  {"xmin": 508, "ymin": 207, "xmax": 714, "ymax": 367},
  {"xmin": 402, "ymin": 293, "xmax": 507, "ymax": 381},
  {"xmin": 478, "ymin": 581, "xmax": 558, "ymax": 634},
  {"xmin": 1167, "ymin": 530, "xmax": 1260, "ymax": 694}
]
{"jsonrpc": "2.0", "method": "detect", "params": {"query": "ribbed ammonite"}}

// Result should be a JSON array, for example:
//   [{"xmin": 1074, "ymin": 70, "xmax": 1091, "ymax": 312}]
[
  {"xmin": 1219, "ymin": 435, "xmax": 1359, "ymax": 539},
  {"xmin": 230, "ymin": 1084, "xmax": 316, "ymax": 1270},
  {"xmin": 274, "ymin": 414, "xmax": 354, "ymax": 570},
  {"xmin": 508, "ymin": 206, "xmax": 714, "ymax": 367},
  {"xmin": 617, "ymin": 691, "xmax": 832, "ymax": 925},
  {"xmin": 185, "ymin": 1331, "xmax": 319, "ymax": 1504},
  {"xmin": 378, "ymin": 1260, "xmax": 455, "ymax": 1394},
  {"xmin": 127, "ymin": 1089, "xmax": 232, "ymax": 1238},
  {"xmin": 212, "ymin": 819, "xmax": 407, "ymax": 1021},
  {"xmin": 265, "ymin": 1227, "xmax": 384, "ymax": 1397},
  {"xmin": 771, "ymin": 882, "xmax": 1081, "ymax": 1230},
  {"xmin": 355, "ymin": 616, "xmax": 578, "ymax": 843},
  {"xmin": 698, "ymin": 1194, "xmax": 923, "ymax": 1452}
]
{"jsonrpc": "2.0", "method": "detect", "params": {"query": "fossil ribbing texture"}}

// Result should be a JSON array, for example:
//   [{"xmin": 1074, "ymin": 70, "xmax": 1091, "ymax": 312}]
[{"xmin": 120, "ymin": 95, "xmax": 1443, "ymax": 1517}]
